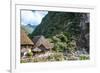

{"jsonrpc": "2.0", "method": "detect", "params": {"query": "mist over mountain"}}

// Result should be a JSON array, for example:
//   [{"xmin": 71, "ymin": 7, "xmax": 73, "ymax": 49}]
[{"xmin": 21, "ymin": 24, "xmax": 37, "ymax": 34}]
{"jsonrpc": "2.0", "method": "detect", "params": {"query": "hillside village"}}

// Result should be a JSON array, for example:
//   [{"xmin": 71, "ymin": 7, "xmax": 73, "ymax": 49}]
[
  {"xmin": 20, "ymin": 11, "xmax": 90, "ymax": 63},
  {"xmin": 21, "ymin": 29, "xmax": 57, "ymax": 62},
  {"xmin": 21, "ymin": 28, "xmax": 89, "ymax": 63}
]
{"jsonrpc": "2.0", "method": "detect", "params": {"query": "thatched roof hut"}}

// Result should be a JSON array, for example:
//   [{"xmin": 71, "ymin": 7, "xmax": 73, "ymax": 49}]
[
  {"xmin": 21, "ymin": 29, "xmax": 34, "ymax": 46},
  {"xmin": 32, "ymin": 35, "xmax": 54, "ymax": 50}
]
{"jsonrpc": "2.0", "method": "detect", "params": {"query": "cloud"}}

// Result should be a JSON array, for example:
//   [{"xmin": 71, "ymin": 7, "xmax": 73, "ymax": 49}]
[{"xmin": 21, "ymin": 10, "xmax": 48, "ymax": 25}]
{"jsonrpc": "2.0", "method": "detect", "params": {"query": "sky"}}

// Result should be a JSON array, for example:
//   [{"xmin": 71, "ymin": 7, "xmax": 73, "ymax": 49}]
[{"xmin": 21, "ymin": 10, "xmax": 48, "ymax": 26}]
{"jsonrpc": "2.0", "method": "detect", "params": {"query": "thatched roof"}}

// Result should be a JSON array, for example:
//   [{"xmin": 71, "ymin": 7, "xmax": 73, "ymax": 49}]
[
  {"xmin": 21, "ymin": 29, "xmax": 34, "ymax": 45},
  {"xmin": 32, "ymin": 47, "xmax": 41, "ymax": 52},
  {"xmin": 32, "ymin": 35, "xmax": 54, "ymax": 49}
]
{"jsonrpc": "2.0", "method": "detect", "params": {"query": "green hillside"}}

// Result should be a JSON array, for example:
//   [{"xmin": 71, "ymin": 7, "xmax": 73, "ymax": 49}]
[{"xmin": 30, "ymin": 11, "xmax": 89, "ymax": 54}]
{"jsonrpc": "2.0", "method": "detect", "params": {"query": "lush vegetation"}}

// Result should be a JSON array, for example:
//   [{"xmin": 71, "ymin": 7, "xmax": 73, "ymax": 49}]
[
  {"xmin": 21, "ymin": 11, "xmax": 90, "ymax": 63},
  {"xmin": 30, "ymin": 12, "xmax": 89, "ymax": 54}
]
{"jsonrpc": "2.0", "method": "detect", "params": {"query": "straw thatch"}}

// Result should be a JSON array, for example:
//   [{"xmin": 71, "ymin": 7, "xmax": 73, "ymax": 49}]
[
  {"xmin": 32, "ymin": 47, "xmax": 42, "ymax": 52},
  {"xmin": 21, "ymin": 29, "xmax": 34, "ymax": 45},
  {"xmin": 32, "ymin": 35, "xmax": 54, "ymax": 50}
]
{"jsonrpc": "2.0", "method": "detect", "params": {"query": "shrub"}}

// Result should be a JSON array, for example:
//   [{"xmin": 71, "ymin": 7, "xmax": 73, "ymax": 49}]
[
  {"xmin": 47, "ymin": 53, "xmax": 64, "ymax": 61},
  {"xmin": 79, "ymin": 55, "xmax": 89, "ymax": 60},
  {"xmin": 27, "ymin": 52, "xmax": 33, "ymax": 58},
  {"xmin": 54, "ymin": 53, "xmax": 64, "ymax": 61}
]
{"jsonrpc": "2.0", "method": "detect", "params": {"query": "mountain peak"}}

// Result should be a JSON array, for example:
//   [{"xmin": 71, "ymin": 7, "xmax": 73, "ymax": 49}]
[{"xmin": 27, "ymin": 24, "xmax": 37, "ymax": 28}]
